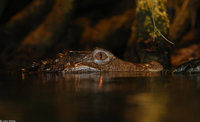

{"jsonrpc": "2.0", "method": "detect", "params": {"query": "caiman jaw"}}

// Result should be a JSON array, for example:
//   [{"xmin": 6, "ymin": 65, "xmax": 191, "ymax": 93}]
[{"xmin": 63, "ymin": 63, "xmax": 100, "ymax": 72}]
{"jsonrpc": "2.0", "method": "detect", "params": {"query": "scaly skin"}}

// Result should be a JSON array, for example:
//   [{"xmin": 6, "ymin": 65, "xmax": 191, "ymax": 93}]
[{"xmin": 30, "ymin": 47, "xmax": 163, "ymax": 72}]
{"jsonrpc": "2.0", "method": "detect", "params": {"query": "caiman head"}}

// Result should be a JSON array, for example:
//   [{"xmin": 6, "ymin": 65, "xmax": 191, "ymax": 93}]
[{"xmin": 30, "ymin": 47, "xmax": 163, "ymax": 72}]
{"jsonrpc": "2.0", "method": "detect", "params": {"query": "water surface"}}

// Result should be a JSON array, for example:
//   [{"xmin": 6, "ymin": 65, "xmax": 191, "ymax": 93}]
[{"xmin": 0, "ymin": 71, "xmax": 200, "ymax": 122}]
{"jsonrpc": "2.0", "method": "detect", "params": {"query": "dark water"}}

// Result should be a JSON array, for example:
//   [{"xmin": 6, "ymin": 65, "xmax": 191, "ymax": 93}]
[{"xmin": 0, "ymin": 71, "xmax": 200, "ymax": 122}]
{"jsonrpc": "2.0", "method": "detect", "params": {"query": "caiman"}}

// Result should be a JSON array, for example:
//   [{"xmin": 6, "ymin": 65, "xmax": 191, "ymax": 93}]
[{"xmin": 26, "ymin": 47, "xmax": 200, "ymax": 73}]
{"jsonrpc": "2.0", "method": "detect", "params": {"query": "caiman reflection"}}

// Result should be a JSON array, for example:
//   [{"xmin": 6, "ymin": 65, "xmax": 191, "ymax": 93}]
[{"xmin": 2, "ymin": 70, "xmax": 200, "ymax": 122}]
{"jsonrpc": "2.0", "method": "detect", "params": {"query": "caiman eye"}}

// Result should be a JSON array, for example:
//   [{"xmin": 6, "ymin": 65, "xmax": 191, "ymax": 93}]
[
  {"xmin": 93, "ymin": 48, "xmax": 113, "ymax": 65},
  {"xmin": 94, "ymin": 52, "xmax": 108, "ymax": 60}
]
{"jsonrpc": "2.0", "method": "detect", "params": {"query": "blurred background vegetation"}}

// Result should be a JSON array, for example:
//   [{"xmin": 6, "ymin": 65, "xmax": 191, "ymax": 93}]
[{"xmin": 0, "ymin": 0, "xmax": 200, "ymax": 69}]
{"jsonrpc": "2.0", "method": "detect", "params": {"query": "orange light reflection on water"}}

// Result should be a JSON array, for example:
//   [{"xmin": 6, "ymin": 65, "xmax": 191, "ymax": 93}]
[{"xmin": 98, "ymin": 76, "xmax": 103, "ymax": 89}]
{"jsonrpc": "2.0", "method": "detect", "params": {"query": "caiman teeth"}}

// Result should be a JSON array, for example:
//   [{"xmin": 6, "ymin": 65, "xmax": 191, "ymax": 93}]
[
  {"xmin": 63, "ymin": 64, "xmax": 99, "ymax": 72},
  {"xmin": 72, "ymin": 66, "xmax": 99, "ymax": 71}
]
